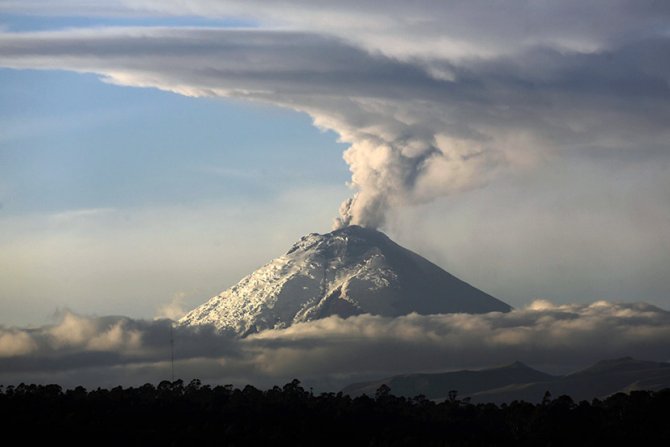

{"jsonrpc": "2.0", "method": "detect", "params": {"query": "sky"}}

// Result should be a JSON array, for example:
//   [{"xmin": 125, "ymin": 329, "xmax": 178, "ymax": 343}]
[{"xmin": 0, "ymin": 1, "xmax": 669, "ymax": 387}]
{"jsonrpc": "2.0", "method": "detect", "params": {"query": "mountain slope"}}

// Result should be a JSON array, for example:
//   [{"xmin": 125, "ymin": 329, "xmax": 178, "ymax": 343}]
[
  {"xmin": 342, "ymin": 357, "xmax": 670, "ymax": 403},
  {"xmin": 342, "ymin": 361, "xmax": 555, "ymax": 399},
  {"xmin": 180, "ymin": 225, "xmax": 511, "ymax": 335},
  {"xmin": 472, "ymin": 357, "xmax": 670, "ymax": 403}
]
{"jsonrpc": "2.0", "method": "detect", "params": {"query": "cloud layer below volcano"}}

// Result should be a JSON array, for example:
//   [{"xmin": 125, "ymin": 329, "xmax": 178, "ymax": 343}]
[{"xmin": 1, "ymin": 301, "xmax": 668, "ymax": 388}]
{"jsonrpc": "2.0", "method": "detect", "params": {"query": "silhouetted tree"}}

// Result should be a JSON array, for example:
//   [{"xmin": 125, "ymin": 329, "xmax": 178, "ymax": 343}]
[
  {"xmin": 375, "ymin": 384, "xmax": 391, "ymax": 400},
  {"xmin": 0, "ymin": 381, "xmax": 668, "ymax": 445}
]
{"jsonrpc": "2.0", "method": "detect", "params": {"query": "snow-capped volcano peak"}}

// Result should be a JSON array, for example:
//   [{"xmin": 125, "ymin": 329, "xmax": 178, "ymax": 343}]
[{"xmin": 179, "ymin": 225, "xmax": 511, "ymax": 336}]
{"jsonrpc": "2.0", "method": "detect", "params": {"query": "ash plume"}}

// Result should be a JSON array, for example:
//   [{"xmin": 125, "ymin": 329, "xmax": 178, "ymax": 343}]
[
  {"xmin": 333, "ymin": 134, "xmax": 499, "ymax": 229},
  {"xmin": 0, "ymin": 2, "xmax": 669, "ymax": 230}
]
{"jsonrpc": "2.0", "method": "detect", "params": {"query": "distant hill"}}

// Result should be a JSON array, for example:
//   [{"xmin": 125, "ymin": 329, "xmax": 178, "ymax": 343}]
[
  {"xmin": 343, "ymin": 357, "xmax": 670, "ymax": 403},
  {"xmin": 343, "ymin": 361, "xmax": 555, "ymax": 400}
]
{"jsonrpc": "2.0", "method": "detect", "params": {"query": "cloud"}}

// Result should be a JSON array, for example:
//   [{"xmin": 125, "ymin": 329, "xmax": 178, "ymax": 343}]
[
  {"xmin": 0, "ymin": 14, "xmax": 668, "ymax": 228},
  {"xmin": 0, "ymin": 328, "xmax": 37, "ymax": 357},
  {"xmin": 248, "ymin": 300, "xmax": 670, "ymax": 376},
  {"xmin": 156, "ymin": 292, "xmax": 189, "ymax": 320},
  {"xmin": 5, "ymin": 2, "xmax": 670, "ymax": 57},
  {"xmin": 0, "ymin": 311, "xmax": 242, "ymax": 384},
  {"xmin": 1, "ymin": 301, "xmax": 669, "ymax": 388}
]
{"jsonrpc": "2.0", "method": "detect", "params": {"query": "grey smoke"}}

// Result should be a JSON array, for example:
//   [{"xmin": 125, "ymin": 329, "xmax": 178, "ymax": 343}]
[{"xmin": 1, "ymin": 9, "xmax": 668, "ymax": 228}]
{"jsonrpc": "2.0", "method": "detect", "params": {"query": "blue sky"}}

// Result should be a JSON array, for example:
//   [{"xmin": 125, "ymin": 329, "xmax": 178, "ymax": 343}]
[
  {"xmin": 0, "ymin": 12, "xmax": 348, "ymax": 220},
  {"xmin": 0, "ymin": 67, "xmax": 350, "ymax": 325},
  {"xmin": 0, "ymin": 68, "xmax": 347, "ymax": 215},
  {"xmin": 1, "ymin": 2, "xmax": 669, "ymax": 327},
  {"xmin": 0, "ymin": 10, "xmax": 350, "ymax": 324}
]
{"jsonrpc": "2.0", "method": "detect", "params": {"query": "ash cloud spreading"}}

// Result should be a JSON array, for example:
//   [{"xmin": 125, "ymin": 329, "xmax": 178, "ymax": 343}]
[{"xmin": 1, "ymin": 1, "xmax": 668, "ymax": 228}]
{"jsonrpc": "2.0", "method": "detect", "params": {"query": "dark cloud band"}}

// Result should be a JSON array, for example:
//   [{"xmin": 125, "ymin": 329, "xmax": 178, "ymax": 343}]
[{"xmin": 1, "ymin": 301, "xmax": 668, "ymax": 388}]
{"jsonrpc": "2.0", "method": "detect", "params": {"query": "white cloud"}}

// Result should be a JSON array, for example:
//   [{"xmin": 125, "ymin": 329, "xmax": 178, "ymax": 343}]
[
  {"xmin": 5, "ymin": 1, "xmax": 666, "ymax": 58},
  {"xmin": 156, "ymin": 292, "xmax": 189, "ymax": 321},
  {"xmin": 0, "ymin": 329, "xmax": 37, "ymax": 357},
  {"xmin": 1, "ymin": 301, "xmax": 668, "ymax": 388},
  {"xmin": 48, "ymin": 312, "xmax": 98, "ymax": 348},
  {"xmin": 247, "ymin": 301, "xmax": 670, "ymax": 375},
  {"xmin": 4, "ymin": 23, "xmax": 669, "ymax": 229}
]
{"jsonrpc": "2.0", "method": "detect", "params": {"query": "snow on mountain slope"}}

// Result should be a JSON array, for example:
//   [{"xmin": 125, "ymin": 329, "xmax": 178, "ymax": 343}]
[{"xmin": 179, "ymin": 225, "xmax": 511, "ymax": 336}]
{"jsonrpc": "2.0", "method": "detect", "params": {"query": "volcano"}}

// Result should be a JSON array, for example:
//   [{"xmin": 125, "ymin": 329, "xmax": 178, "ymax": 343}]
[{"xmin": 180, "ymin": 225, "xmax": 511, "ymax": 335}]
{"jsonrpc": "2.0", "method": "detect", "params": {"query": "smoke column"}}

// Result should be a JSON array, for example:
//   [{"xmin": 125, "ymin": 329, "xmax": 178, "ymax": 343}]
[
  {"xmin": 331, "ymin": 129, "xmax": 500, "ymax": 229},
  {"xmin": 1, "ymin": 19, "xmax": 665, "ymax": 232}
]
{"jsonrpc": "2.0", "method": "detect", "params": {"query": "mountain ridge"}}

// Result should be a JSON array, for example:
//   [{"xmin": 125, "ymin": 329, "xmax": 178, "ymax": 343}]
[
  {"xmin": 343, "ymin": 357, "xmax": 670, "ymax": 403},
  {"xmin": 342, "ymin": 361, "xmax": 556, "ymax": 400}
]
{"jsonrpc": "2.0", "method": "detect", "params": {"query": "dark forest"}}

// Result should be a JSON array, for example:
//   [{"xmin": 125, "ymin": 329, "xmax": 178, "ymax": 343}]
[{"xmin": 2, "ymin": 380, "xmax": 668, "ymax": 446}]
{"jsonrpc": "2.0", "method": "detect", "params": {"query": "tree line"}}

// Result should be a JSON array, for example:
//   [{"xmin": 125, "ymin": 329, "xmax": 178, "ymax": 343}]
[{"xmin": 1, "ymin": 379, "xmax": 668, "ymax": 445}]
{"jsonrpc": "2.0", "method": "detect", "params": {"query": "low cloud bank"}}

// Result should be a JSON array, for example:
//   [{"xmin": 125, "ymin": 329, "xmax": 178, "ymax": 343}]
[{"xmin": 1, "ymin": 301, "xmax": 668, "ymax": 389}]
